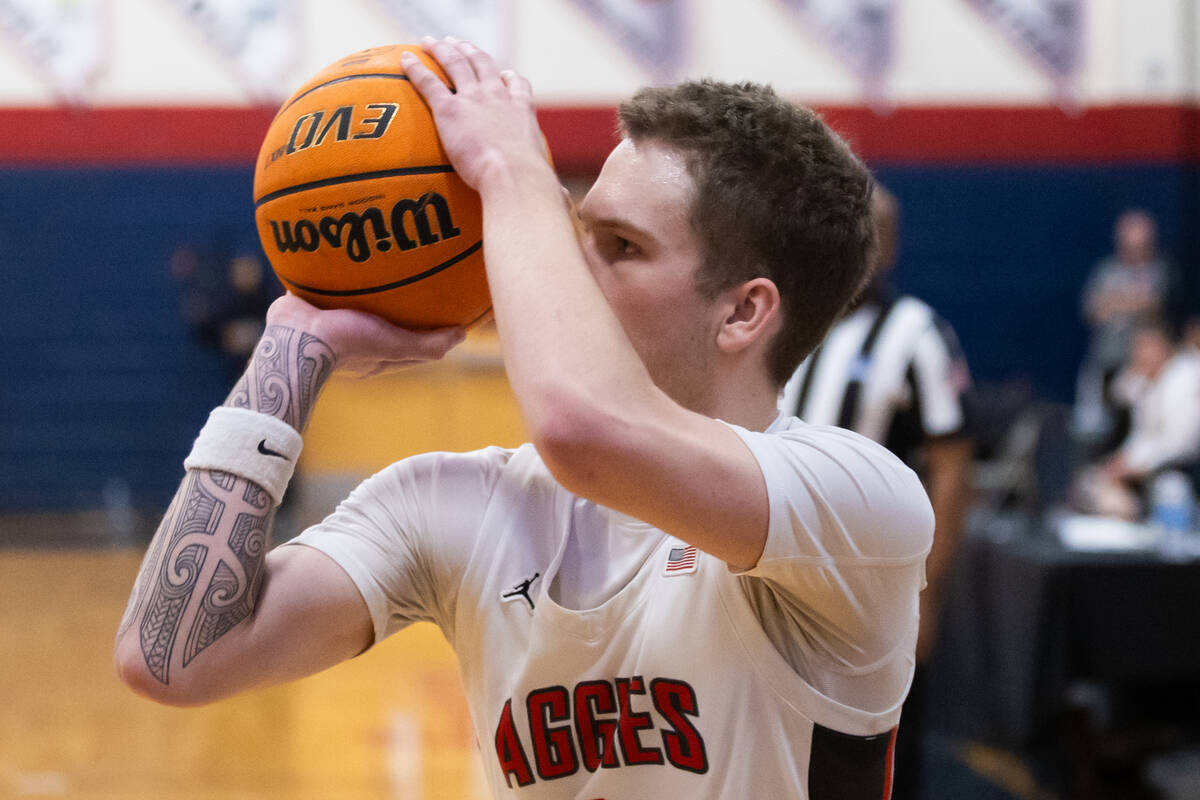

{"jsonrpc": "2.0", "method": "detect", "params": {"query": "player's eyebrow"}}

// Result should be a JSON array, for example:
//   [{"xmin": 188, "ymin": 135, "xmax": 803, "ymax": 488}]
[{"xmin": 580, "ymin": 211, "xmax": 657, "ymax": 245}]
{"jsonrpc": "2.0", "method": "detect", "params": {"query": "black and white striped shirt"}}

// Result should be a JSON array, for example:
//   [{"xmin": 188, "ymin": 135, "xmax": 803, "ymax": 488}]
[{"xmin": 780, "ymin": 294, "xmax": 971, "ymax": 465}]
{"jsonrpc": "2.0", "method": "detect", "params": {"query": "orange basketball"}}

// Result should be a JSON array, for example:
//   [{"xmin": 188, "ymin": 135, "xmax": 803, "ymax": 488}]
[{"xmin": 253, "ymin": 45, "xmax": 489, "ymax": 329}]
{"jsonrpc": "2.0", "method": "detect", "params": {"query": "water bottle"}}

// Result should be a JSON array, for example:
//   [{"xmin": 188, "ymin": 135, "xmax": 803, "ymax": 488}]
[{"xmin": 1151, "ymin": 471, "xmax": 1197, "ymax": 560}]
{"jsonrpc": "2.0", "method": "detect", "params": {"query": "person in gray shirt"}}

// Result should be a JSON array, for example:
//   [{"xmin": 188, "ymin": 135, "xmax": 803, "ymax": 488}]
[{"xmin": 1074, "ymin": 209, "xmax": 1178, "ymax": 459}]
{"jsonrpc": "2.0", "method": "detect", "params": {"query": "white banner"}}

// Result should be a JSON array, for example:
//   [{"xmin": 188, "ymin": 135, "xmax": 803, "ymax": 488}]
[
  {"xmin": 0, "ymin": 0, "xmax": 106, "ymax": 103},
  {"xmin": 964, "ymin": 0, "xmax": 1082, "ymax": 84},
  {"xmin": 779, "ymin": 0, "xmax": 896, "ymax": 100},
  {"xmin": 158, "ymin": 0, "xmax": 299, "ymax": 102},
  {"xmin": 367, "ymin": 0, "xmax": 510, "ymax": 60},
  {"xmin": 569, "ymin": 0, "xmax": 685, "ymax": 79}
]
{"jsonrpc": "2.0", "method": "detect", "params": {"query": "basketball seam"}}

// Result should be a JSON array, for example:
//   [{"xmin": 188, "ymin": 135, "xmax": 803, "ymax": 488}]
[
  {"xmin": 279, "ymin": 239, "xmax": 483, "ymax": 296},
  {"xmin": 254, "ymin": 165, "xmax": 457, "ymax": 207},
  {"xmin": 275, "ymin": 72, "xmax": 412, "ymax": 118}
]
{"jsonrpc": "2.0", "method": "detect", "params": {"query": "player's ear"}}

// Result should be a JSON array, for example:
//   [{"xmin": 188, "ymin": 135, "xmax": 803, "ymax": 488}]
[{"xmin": 716, "ymin": 277, "xmax": 780, "ymax": 355}]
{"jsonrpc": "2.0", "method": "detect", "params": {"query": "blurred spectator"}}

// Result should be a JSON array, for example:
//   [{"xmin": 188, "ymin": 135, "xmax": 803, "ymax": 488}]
[
  {"xmin": 1073, "ymin": 210, "xmax": 1179, "ymax": 458},
  {"xmin": 171, "ymin": 245, "xmax": 280, "ymax": 384},
  {"xmin": 780, "ymin": 184, "xmax": 973, "ymax": 800},
  {"xmin": 1073, "ymin": 321, "xmax": 1200, "ymax": 520}
]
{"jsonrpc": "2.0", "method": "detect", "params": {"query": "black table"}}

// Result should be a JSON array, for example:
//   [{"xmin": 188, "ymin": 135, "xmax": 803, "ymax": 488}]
[{"xmin": 930, "ymin": 513, "xmax": 1200, "ymax": 794}]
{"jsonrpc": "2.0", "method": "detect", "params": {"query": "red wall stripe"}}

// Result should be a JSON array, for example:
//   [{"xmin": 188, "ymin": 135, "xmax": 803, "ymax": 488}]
[
  {"xmin": 3, "ymin": 107, "xmax": 279, "ymax": 167},
  {"xmin": 821, "ymin": 104, "xmax": 1200, "ymax": 165},
  {"xmin": 1, "ymin": 104, "xmax": 1196, "ymax": 171}
]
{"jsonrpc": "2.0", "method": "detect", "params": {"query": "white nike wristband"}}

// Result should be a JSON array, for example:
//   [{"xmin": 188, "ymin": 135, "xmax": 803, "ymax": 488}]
[{"xmin": 183, "ymin": 407, "xmax": 303, "ymax": 507}]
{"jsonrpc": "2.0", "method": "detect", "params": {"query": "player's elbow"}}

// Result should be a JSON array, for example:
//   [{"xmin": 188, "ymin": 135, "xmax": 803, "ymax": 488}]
[
  {"xmin": 113, "ymin": 638, "xmax": 214, "ymax": 708},
  {"xmin": 114, "ymin": 642, "xmax": 172, "ymax": 705}
]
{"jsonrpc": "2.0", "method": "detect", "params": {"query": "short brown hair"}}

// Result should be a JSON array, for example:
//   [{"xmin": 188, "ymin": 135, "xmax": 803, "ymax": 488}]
[{"xmin": 619, "ymin": 81, "xmax": 875, "ymax": 387}]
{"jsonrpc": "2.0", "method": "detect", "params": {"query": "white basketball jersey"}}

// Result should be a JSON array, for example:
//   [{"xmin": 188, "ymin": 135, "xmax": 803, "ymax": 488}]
[{"xmin": 290, "ymin": 417, "xmax": 933, "ymax": 799}]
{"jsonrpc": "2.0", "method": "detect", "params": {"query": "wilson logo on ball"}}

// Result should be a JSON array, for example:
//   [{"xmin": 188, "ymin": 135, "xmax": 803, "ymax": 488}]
[{"xmin": 268, "ymin": 192, "xmax": 461, "ymax": 263}]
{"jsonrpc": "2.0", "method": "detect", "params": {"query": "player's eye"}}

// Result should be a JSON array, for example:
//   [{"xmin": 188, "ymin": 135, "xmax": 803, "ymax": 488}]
[
  {"xmin": 608, "ymin": 234, "xmax": 640, "ymax": 259},
  {"xmin": 583, "ymin": 223, "xmax": 643, "ymax": 263}
]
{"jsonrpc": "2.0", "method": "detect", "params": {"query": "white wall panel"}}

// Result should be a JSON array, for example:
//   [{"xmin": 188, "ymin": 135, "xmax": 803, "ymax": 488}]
[
  {"xmin": 0, "ymin": 31, "xmax": 49, "ymax": 102},
  {"xmin": 0, "ymin": 0, "xmax": 1192, "ymax": 107},
  {"xmin": 91, "ymin": 0, "xmax": 241, "ymax": 104},
  {"xmin": 513, "ymin": 0, "xmax": 662, "ymax": 102},
  {"xmin": 891, "ymin": 0, "xmax": 1057, "ymax": 103},
  {"xmin": 688, "ymin": 0, "xmax": 862, "ymax": 102}
]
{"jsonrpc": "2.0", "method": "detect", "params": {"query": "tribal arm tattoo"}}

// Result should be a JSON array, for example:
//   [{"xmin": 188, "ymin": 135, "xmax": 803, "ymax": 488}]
[{"xmin": 117, "ymin": 326, "xmax": 334, "ymax": 686}]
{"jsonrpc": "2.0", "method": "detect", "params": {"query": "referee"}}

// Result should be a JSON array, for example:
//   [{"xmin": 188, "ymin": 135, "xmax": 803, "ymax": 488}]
[{"xmin": 780, "ymin": 184, "xmax": 973, "ymax": 800}]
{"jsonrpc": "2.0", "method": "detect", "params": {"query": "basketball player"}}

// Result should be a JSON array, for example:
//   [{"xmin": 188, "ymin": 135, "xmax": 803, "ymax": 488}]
[{"xmin": 115, "ymin": 37, "xmax": 933, "ymax": 798}]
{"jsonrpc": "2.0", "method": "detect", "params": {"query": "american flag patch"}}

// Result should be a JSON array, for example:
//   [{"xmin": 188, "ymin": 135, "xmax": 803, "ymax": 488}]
[{"xmin": 663, "ymin": 545, "xmax": 698, "ymax": 576}]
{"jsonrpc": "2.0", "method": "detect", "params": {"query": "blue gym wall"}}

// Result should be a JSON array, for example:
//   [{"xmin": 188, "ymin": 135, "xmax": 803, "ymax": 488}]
[
  {"xmin": 0, "ymin": 168, "xmax": 258, "ymax": 510},
  {"xmin": 0, "ymin": 161, "xmax": 1195, "ymax": 510}
]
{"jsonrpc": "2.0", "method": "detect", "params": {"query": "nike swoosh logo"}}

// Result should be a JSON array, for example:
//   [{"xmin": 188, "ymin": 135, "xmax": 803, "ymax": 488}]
[{"xmin": 257, "ymin": 439, "xmax": 288, "ymax": 460}]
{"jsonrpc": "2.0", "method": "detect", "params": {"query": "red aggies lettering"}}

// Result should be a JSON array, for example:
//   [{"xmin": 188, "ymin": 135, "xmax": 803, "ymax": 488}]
[{"xmin": 494, "ymin": 676, "xmax": 708, "ymax": 788}]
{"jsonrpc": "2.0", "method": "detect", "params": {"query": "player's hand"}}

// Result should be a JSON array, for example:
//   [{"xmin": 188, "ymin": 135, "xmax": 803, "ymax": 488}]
[
  {"xmin": 401, "ymin": 37, "xmax": 548, "ymax": 191},
  {"xmin": 265, "ymin": 293, "xmax": 465, "ymax": 378}
]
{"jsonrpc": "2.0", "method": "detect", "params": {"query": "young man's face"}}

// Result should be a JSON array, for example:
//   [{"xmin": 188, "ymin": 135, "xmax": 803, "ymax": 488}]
[
  {"xmin": 1115, "ymin": 213, "xmax": 1156, "ymax": 264},
  {"xmin": 1130, "ymin": 328, "xmax": 1172, "ymax": 377},
  {"xmin": 576, "ymin": 138, "xmax": 722, "ymax": 409}
]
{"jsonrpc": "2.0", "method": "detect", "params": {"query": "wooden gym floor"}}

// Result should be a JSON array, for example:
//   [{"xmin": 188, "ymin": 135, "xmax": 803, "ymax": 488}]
[
  {"xmin": 0, "ymin": 548, "xmax": 491, "ymax": 800},
  {"xmin": 2, "ymin": 349, "xmax": 519, "ymax": 800}
]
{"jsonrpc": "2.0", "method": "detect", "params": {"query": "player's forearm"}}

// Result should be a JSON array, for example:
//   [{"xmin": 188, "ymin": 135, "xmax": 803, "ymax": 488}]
[
  {"xmin": 478, "ymin": 163, "xmax": 659, "ymax": 438},
  {"xmin": 114, "ymin": 468, "xmax": 277, "ymax": 704},
  {"xmin": 114, "ymin": 325, "xmax": 334, "ymax": 703}
]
